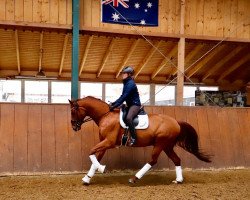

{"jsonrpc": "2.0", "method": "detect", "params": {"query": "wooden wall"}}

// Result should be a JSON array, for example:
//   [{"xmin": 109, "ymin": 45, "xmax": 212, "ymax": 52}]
[
  {"xmin": 0, "ymin": 0, "xmax": 72, "ymax": 26},
  {"xmin": 0, "ymin": 103, "xmax": 249, "ymax": 174},
  {"xmin": 0, "ymin": 0, "xmax": 249, "ymax": 40}
]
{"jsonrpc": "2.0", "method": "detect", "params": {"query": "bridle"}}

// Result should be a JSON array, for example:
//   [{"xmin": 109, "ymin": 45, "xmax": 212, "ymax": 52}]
[{"xmin": 70, "ymin": 103, "xmax": 110, "ymax": 128}]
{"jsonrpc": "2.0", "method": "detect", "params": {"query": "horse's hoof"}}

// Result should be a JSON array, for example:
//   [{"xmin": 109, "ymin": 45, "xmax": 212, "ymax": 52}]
[
  {"xmin": 98, "ymin": 165, "xmax": 106, "ymax": 173},
  {"xmin": 82, "ymin": 182, "xmax": 90, "ymax": 186},
  {"xmin": 82, "ymin": 176, "xmax": 90, "ymax": 186},
  {"xmin": 128, "ymin": 178, "xmax": 136, "ymax": 184},
  {"xmin": 172, "ymin": 180, "xmax": 183, "ymax": 184}
]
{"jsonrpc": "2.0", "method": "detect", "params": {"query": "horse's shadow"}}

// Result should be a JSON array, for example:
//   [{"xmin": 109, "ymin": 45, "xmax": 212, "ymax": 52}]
[{"xmin": 88, "ymin": 172, "xmax": 205, "ymax": 187}]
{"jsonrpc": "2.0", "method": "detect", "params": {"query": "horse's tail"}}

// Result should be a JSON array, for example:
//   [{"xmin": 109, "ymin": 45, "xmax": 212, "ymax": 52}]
[{"xmin": 176, "ymin": 121, "xmax": 212, "ymax": 163}]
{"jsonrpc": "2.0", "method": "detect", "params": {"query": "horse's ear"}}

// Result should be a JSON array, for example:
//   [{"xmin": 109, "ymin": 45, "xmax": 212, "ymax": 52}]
[{"xmin": 69, "ymin": 99, "xmax": 73, "ymax": 105}]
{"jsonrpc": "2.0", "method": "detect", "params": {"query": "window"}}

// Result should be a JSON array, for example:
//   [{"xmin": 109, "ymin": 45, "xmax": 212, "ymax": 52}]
[
  {"xmin": 105, "ymin": 83, "xmax": 123, "ymax": 103},
  {"xmin": 25, "ymin": 81, "xmax": 48, "ymax": 103},
  {"xmin": 81, "ymin": 83, "xmax": 102, "ymax": 99},
  {"xmin": 155, "ymin": 85, "xmax": 175, "ymax": 105},
  {"xmin": 137, "ymin": 84, "xmax": 150, "ymax": 105},
  {"xmin": 183, "ymin": 86, "xmax": 197, "ymax": 106},
  {"xmin": 0, "ymin": 80, "xmax": 21, "ymax": 102},
  {"xmin": 51, "ymin": 81, "xmax": 71, "ymax": 103}
]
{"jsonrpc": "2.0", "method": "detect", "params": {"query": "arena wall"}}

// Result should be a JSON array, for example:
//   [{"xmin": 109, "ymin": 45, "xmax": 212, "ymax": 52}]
[
  {"xmin": 0, "ymin": 0, "xmax": 249, "ymax": 40},
  {"xmin": 0, "ymin": 103, "xmax": 249, "ymax": 174}
]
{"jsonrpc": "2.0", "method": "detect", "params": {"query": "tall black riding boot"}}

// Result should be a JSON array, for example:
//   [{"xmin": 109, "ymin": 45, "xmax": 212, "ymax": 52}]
[{"xmin": 128, "ymin": 124, "xmax": 137, "ymax": 146}]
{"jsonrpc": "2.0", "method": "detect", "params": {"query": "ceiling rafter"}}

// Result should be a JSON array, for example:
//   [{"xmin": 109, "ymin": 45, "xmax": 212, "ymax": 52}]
[
  {"xmin": 59, "ymin": 33, "xmax": 69, "ymax": 76},
  {"xmin": 186, "ymin": 44, "xmax": 226, "ymax": 78},
  {"xmin": 15, "ymin": 30, "xmax": 21, "ymax": 74},
  {"xmin": 115, "ymin": 38, "xmax": 141, "ymax": 78},
  {"xmin": 79, "ymin": 35, "xmax": 94, "ymax": 76},
  {"xmin": 151, "ymin": 43, "xmax": 178, "ymax": 80},
  {"xmin": 134, "ymin": 40, "xmax": 162, "ymax": 78},
  {"xmin": 97, "ymin": 38, "xmax": 116, "ymax": 78},
  {"xmin": 38, "ymin": 31, "xmax": 44, "ymax": 72},
  {"xmin": 217, "ymin": 52, "xmax": 250, "ymax": 81},
  {"xmin": 168, "ymin": 43, "xmax": 204, "ymax": 78},
  {"xmin": 202, "ymin": 45, "xmax": 245, "ymax": 81}
]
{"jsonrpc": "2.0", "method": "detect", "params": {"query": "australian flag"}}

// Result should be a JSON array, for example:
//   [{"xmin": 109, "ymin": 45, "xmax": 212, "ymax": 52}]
[{"xmin": 101, "ymin": 0, "xmax": 158, "ymax": 26}]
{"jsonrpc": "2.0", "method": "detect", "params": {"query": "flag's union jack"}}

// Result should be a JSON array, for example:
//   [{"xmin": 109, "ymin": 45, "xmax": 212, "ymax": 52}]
[{"xmin": 102, "ymin": 0, "xmax": 129, "ymax": 8}]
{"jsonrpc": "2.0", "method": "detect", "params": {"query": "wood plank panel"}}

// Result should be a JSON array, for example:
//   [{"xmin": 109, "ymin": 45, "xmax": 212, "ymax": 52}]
[
  {"xmin": 68, "ymin": 107, "xmax": 83, "ymax": 171},
  {"xmin": 237, "ymin": 109, "xmax": 250, "ymax": 166},
  {"xmin": 14, "ymin": 104, "xmax": 28, "ymax": 172},
  {"xmin": 50, "ymin": 0, "xmax": 59, "ymax": 24},
  {"xmin": 41, "ymin": 105, "xmax": 56, "ymax": 171},
  {"xmin": 33, "ymin": 0, "xmax": 42, "ymax": 23},
  {"xmin": 195, "ymin": 0, "xmax": 204, "ymax": 35},
  {"xmin": 0, "ymin": 0, "xmax": 6, "ymax": 20},
  {"xmin": 58, "ymin": 0, "xmax": 67, "ymax": 24},
  {"xmin": 24, "ymin": 0, "xmax": 33, "ymax": 22},
  {"xmin": 66, "ymin": 0, "xmax": 72, "ymax": 25},
  {"xmin": 55, "ymin": 105, "xmax": 69, "ymax": 171},
  {"xmin": 0, "ymin": 104, "xmax": 14, "ymax": 172},
  {"xmin": 41, "ymin": 0, "xmax": 50, "ymax": 23},
  {"xmin": 226, "ymin": 108, "xmax": 245, "ymax": 166},
  {"xmin": 28, "ymin": 105, "xmax": 42, "ymax": 172},
  {"xmin": 5, "ymin": 0, "xmax": 14, "ymax": 20},
  {"xmin": 14, "ymin": 0, "xmax": 24, "ymax": 21},
  {"xmin": 216, "ymin": 108, "xmax": 234, "ymax": 167},
  {"xmin": 206, "ymin": 107, "xmax": 224, "ymax": 168}
]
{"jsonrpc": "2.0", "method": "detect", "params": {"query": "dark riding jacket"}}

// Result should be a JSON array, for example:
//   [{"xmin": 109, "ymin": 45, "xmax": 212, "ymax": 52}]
[{"xmin": 112, "ymin": 76, "xmax": 141, "ymax": 108}]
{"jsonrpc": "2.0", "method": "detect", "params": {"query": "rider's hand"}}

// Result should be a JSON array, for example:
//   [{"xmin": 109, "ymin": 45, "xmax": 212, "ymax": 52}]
[{"xmin": 109, "ymin": 102, "xmax": 115, "ymax": 111}]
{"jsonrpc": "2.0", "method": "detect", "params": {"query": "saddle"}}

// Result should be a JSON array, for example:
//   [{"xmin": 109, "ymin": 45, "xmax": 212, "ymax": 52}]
[
  {"xmin": 119, "ymin": 105, "xmax": 149, "ymax": 146},
  {"xmin": 119, "ymin": 105, "xmax": 149, "ymax": 129}
]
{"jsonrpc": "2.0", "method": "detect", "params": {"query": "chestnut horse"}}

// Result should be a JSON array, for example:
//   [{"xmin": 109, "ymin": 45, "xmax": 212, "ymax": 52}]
[{"xmin": 69, "ymin": 96, "xmax": 211, "ymax": 185}]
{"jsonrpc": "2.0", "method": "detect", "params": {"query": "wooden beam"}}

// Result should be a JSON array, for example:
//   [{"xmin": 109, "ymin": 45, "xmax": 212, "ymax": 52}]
[
  {"xmin": 79, "ymin": 35, "xmax": 93, "ymax": 76},
  {"xmin": 170, "ymin": 43, "xmax": 204, "ymax": 77},
  {"xmin": 134, "ymin": 40, "xmax": 162, "ymax": 78},
  {"xmin": 97, "ymin": 38, "xmax": 116, "ymax": 77},
  {"xmin": 151, "ymin": 43, "xmax": 178, "ymax": 79},
  {"xmin": 186, "ymin": 44, "xmax": 226, "ymax": 78},
  {"xmin": 59, "ymin": 33, "xmax": 69, "ymax": 76},
  {"xmin": 38, "ymin": 31, "xmax": 44, "ymax": 72},
  {"xmin": 115, "ymin": 39, "xmax": 140, "ymax": 78},
  {"xmin": 202, "ymin": 46, "xmax": 245, "ymax": 81},
  {"xmin": 15, "ymin": 30, "xmax": 21, "ymax": 74},
  {"xmin": 217, "ymin": 53, "xmax": 250, "ymax": 81}
]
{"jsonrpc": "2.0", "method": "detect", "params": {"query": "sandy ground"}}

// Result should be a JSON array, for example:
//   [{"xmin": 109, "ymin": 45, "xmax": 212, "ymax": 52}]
[{"xmin": 0, "ymin": 169, "xmax": 249, "ymax": 200}]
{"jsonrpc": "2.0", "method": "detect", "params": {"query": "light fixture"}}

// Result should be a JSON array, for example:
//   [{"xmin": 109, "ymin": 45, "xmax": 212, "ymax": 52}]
[{"xmin": 36, "ymin": 70, "xmax": 46, "ymax": 78}]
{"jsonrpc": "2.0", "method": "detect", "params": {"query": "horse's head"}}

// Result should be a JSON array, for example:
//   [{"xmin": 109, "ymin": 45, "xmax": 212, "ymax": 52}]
[{"xmin": 69, "ymin": 99, "xmax": 87, "ymax": 132}]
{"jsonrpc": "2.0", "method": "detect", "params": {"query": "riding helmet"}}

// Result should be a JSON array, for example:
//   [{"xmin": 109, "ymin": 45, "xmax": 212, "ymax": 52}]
[{"xmin": 121, "ymin": 66, "xmax": 134, "ymax": 75}]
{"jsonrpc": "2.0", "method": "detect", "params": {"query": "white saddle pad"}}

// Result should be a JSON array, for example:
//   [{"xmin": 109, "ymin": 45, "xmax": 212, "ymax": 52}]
[{"xmin": 119, "ymin": 110, "xmax": 149, "ymax": 129}]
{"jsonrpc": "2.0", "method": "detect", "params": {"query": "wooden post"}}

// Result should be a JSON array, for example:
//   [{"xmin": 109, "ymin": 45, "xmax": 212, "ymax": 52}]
[
  {"xmin": 176, "ymin": 0, "xmax": 185, "ymax": 106},
  {"xmin": 71, "ymin": 0, "xmax": 79, "ymax": 100}
]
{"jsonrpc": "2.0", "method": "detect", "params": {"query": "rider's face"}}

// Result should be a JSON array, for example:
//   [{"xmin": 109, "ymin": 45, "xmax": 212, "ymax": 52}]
[{"xmin": 122, "ymin": 73, "xmax": 129, "ymax": 79}]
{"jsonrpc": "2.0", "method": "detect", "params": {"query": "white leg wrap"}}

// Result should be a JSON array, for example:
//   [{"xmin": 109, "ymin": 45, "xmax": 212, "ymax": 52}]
[
  {"xmin": 175, "ymin": 166, "xmax": 183, "ymax": 182},
  {"xmin": 89, "ymin": 155, "xmax": 106, "ymax": 173},
  {"xmin": 82, "ymin": 175, "xmax": 91, "ymax": 184},
  {"xmin": 135, "ymin": 163, "xmax": 152, "ymax": 179},
  {"xmin": 87, "ymin": 164, "xmax": 97, "ymax": 178}
]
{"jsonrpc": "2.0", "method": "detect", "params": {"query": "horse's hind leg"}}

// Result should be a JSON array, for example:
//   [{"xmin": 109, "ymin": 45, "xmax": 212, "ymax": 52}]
[
  {"xmin": 164, "ymin": 148, "xmax": 183, "ymax": 183},
  {"xmin": 129, "ymin": 145, "xmax": 163, "ymax": 184},
  {"xmin": 82, "ymin": 150, "xmax": 107, "ymax": 185}
]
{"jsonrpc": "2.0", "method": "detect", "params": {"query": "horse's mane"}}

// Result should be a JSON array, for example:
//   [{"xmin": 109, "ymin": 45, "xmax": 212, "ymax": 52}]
[{"xmin": 79, "ymin": 96, "xmax": 108, "ymax": 105}]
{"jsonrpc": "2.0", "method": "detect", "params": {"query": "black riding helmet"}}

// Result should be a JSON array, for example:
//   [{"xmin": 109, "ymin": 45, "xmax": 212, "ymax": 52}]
[{"xmin": 121, "ymin": 66, "xmax": 134, "ymax": 76}]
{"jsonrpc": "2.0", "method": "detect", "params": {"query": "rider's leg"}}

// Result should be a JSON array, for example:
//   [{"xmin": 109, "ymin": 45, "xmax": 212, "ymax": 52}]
[{"xmin": 126, "ymin": 105, "xmax": 140, "ymax": 145}]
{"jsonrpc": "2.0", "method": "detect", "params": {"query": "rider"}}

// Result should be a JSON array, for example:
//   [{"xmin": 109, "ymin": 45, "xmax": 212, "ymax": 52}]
[{"xmin": 109, "ymin": 66, "xmax": 141, "ymax": 146}]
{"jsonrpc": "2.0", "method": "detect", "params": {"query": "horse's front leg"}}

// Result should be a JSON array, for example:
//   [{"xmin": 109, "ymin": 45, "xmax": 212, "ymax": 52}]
[
  {"xmin": 82, "ymin": 139, "xmax": 114, "ymax": 185},
  {"xmin": 82, "ymin": 150, "xmax": 106, "ymax": 185}
]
